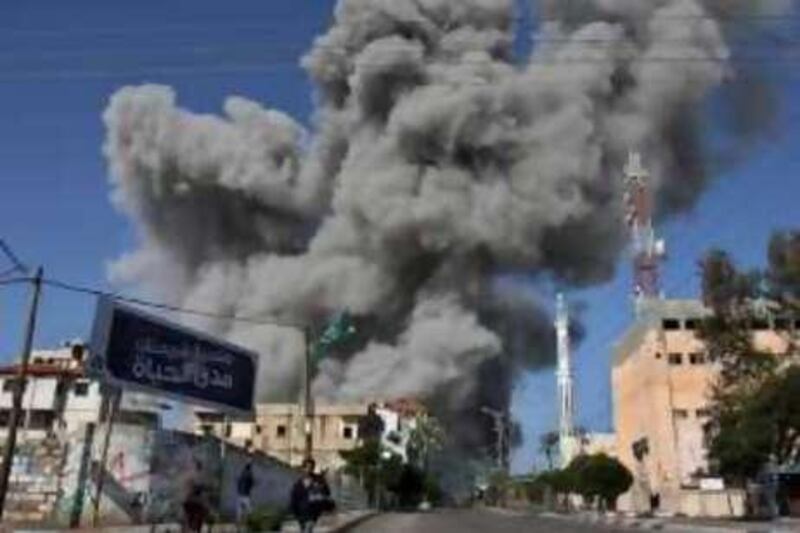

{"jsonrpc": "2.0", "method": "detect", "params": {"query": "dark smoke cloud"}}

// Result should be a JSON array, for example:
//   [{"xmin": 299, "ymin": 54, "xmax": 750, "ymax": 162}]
[{"xmin": 103, "ymin": 0, "xmax": 791, "ymax": 448}]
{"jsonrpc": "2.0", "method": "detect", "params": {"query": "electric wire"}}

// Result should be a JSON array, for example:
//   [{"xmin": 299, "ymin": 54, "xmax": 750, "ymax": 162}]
[{"xmin": 39, "ymin": 276, "xmax": 303, "ymax": 329}]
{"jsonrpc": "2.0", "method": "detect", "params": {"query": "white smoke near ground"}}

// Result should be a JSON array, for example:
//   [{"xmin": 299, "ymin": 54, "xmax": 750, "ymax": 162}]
[{"xmin": 103, "ymin": 0, "xmax": 791, "ymax": 429}]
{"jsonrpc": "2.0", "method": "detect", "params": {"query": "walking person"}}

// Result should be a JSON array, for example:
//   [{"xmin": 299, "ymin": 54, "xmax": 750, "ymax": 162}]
[
  {"xmin": 182, "ymin": 459, "xmax": 209, "ymax": 533},
  {"xmin": 236, "ymin": 461, "xmax": 255, "ymax": 528},
  {"xmin": 290, "ymin": 458, "xmax": 334, "ymax": 533}
]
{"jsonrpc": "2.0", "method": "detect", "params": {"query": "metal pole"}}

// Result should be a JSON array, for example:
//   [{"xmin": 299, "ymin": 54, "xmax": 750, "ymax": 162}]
[
  {"xmin": 0, "ymin": 266, "xmax": 43, "ymax": 519},
  {"xmin": 304, "ymin": 327, "xmax": 313, "ymax": 460},
  {"xmin": 93, "ymin": 387, "xmax": 121, "ymax": 527}
]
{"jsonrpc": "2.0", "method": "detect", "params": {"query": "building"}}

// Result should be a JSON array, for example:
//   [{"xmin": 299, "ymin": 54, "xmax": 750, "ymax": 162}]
[
  {"xmin": 0, "ymin": 343, "xmax": 166, "ymax": 443},
  {"xmin": 376, "ymin": 398, "xmax": 427, "ymax": 461},
  {"xmin": 570, "ymin": 432, "xmax": 617, "ymax": 459},
  {"xmin": 193, "ymin": 399, "xmax": 427, "ymax": 472},
  {"xmin": 194, "ymin": 403, "xmax": 368, "ymax": 471},
  {"xmin": 612, "ymin": 299, "xmax": 794, "ymax": 516}
]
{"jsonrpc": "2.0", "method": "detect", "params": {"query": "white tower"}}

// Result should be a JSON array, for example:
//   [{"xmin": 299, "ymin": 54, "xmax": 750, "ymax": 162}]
[{"xmin": 555, "ymin": 293, "xmax": 575, "ymax": 467}]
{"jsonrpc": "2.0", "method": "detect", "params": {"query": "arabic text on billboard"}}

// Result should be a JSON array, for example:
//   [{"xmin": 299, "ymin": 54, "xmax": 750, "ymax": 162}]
[{"xmin": 90, "ymin": 297, "xmax": 258, "ymax": 413}]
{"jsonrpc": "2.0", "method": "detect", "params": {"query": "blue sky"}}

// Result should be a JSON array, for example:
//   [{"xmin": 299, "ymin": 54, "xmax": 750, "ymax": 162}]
[{"xmin": 1, "ymin": 1, "xmax": 798, "ymax": 472}]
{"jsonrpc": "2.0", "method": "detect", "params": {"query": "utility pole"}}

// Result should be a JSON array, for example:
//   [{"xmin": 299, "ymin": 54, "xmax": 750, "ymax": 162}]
[
  {"xmin": 480, "ymin": 406, "xmax": 508, "ymax": 472},
  {"xmin": 301, "ymin": 314, "xmax": 355, "ymax": 461},
  {"xmin": 0, "ymin": 266, "xmax": 43, "ymax": 519},
  {"xmin": 93, "ymin": 387, "xmax": 121, "ymax": 527},
  {"xmin": 304, "ymin": 326, "xmax": 314, "ymax": 460}
]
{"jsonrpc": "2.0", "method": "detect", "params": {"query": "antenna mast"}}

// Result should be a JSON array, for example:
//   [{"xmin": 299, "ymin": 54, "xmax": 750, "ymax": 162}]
[{"xmin": 623, "ymin": 152, "xmax": 666, "ymax": 309}]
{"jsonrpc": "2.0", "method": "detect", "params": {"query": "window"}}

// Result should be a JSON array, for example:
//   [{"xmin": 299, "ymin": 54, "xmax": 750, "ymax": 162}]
[
  {"xmin": 655, "ymin": 352, "xmax": 662, "ymax": 360},
  {"xmin": 276, "ymin": 425, "xmax": 287, "ymax": 438},
  {"xmin": 773, "ymin": 317, "xmax": 790, "ymax": 330},
  {"xmin": 255, "ymin": 425, "xmax": 262, "ymax": 435},
  {"xmin": 668, "ymin": 353, "xmax": 683, "ymax": 365},
  {"xmin": 28, "ymin": 410, "xmax": 54, "ymax": 430},
  {"xmin": 73, "ymin": 381, "xmax": 90, "ymax": 397},
  {"xmin": 224, "ymin": 423, "xmax": 232, "ymax": 438},
  {"xmin": 696, "ymin": 408, "xmax": 712, "ymax": 418},
  {"xmin": 689, "ymin": 353, "xmax": 706, "ymax": 365},
  {"xmin": 684, "ymin": 319, "xmax": 700, "ymax": 330},
  {"xmin": 662, "ymin": 319, "xmax": 681, "ymax": 330},
  {"xmin": 673, "ymin": 409, "xmax": 689, "ymax": 419},
  {"xmin": 343, "ymin": 426, "xmax": 354, "ymax": 440},
  {"xmin": 200, "ymin": 424, "xmax": 213, "ymax": 435},
  {"xmin": 751, "ymin": 318, "xmax": 769, "ymax": 330}
]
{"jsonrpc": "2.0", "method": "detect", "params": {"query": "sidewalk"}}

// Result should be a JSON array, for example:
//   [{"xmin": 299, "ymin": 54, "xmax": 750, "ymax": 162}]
[
  {"xmin": 281, "ymin": 510, "xmax": 377, "ymax": 532},
  {"xmin": 539, "ymin": 510, "xmax": 800, "ymax": 532},
  {"xmin": 8, "ymin": 510, "xmax": 377, "ymax": 533}
]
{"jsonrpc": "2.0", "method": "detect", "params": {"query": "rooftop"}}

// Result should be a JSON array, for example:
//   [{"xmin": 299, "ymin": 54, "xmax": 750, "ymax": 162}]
[{"xmin": 613, "ymin": 298, "xmax": 710, "ymax": 366}]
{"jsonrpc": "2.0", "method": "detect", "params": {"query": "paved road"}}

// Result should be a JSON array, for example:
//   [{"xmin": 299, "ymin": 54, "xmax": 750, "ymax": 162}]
[{"xmin": 348, "ymin": 509, "xmax": 627, "ymax": 532}]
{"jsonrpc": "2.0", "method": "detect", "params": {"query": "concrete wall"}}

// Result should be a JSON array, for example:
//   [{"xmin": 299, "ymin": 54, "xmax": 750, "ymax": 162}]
[
  {"xmin": 679, "ymin": 490, "xmax": 746, "ymax": 518},
  {"xmin": 2, "ymin": 438, "xmax": 67, "ymax": 524},
  {"xmin": 50, "ymin": 424, "xmax": 299, "ymax": 527},
  {"xmin": 219, "ymin": 445, "xmax": 299, "ymax": 517}
]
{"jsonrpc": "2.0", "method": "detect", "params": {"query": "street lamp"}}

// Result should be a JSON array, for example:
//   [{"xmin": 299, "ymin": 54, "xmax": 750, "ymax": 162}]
[{"xmin": 480, "ymin": 407, "xmax": 508, "ymax": 472}]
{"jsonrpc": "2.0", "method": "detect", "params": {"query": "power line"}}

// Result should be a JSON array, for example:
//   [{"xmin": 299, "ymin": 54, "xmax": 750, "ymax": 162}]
[
  {"xmin": 2, "ymin": 32, "xmax": 798, "ymax": 60},
  {"xmin": 0, "ymin": 239, "xmax": 28, "ymax": 275},
  {"xmin": 4, "ymin": 54, "xmax": 800, "ymax": 84},
  {"xmin": 0, "ymin": 277, "xmax": 30, "ymax": 288},
  {"xmin": 0, "ymin": 11, "xmax": 797, "ymax": 38},
  {"xmin": 40, "ymin": 276, "xmax": 303, "ymax": 329}
]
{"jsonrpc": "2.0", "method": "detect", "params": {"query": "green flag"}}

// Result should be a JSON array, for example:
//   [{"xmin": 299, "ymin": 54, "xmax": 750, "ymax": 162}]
[{"xmin": 312, "ymin": 311, "xmax": 356, "ymax": 364}]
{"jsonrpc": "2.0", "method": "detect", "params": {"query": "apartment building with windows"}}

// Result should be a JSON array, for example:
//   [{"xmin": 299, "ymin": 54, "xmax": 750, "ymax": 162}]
[
  {"xmin": 194, "ymin": 403, "xmax": 367, "ymax": 471},
  {"xmin": 612, "ymin": 299, "xmax": 795, "ymax": 516},
  {"xmin": 193, "ymin": 399, "xmax": 428, "ymax": 472},
  {"xmin": 0, "ymin": 343, "xmax": 165, "ymax": 443}
]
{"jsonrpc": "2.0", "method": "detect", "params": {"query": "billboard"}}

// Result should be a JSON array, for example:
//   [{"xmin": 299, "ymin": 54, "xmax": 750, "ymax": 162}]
[{"xmin": 88, "ymin": 296, "xmax": 258, "ymax": 414}]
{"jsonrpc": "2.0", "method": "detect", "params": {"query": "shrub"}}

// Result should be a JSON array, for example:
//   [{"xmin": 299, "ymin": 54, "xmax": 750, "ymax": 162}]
[{"xmin": 245, "ymin": 505, "xmax": 285, "ymax": 532}]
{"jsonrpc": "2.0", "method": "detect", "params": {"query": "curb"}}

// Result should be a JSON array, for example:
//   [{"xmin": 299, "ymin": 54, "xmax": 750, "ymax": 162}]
[
  {"xmin": 326, "ymin": 511, "xmax": 380, "ymax": 532},
  {"xmin": 536, "ymin": 511, "xmax": 777, "ymax": 533}
]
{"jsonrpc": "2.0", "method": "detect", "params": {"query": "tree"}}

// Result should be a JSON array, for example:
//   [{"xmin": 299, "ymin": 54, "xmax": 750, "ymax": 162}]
[
  {"xmin": 340, "ymin": 439, "xmax": 383, "ymax": 506},
  {"xmin": 407, "ymin": 415, "xmax": 445, "ymax": 474},
  {"xmin": 566, "ymin": 453, "xmax": 633, "ymax": 511},
  {"xmin": 698, "ymin": 230, "xmax": 800, "ymax": 486},
  {"xmin": 539, "ymin": 431, "xmax": 559, "ymax": 470},
  {"xmin": 341, "ymin": 436, "xmax": 441, "ymax": 509}
]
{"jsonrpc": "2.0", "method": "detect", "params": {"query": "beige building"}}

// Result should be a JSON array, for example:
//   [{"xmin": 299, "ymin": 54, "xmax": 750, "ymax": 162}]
[
  {"xmin": 194, "ymin": 399, "xmax": 426, "ymax": 472},
  {"xmin": 612, "ymin": 299, "xmax": 795, "ymax": 517},
  {"xmin": 194, "ymin": 403, "xmax": 369, "ymax": 472},
  {"xmin": 255, "ymin": 403, "xmax": 367, "ymax": 471},
  {"xmin": 575, "ymin": 432, "xmax": 617, "ymax": 459}
]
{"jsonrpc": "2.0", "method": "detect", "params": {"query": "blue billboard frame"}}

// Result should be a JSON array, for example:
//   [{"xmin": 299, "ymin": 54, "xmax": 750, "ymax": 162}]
[{"xmin": 88, "ymin": 296, "xmax": 258, "ymax": 415}]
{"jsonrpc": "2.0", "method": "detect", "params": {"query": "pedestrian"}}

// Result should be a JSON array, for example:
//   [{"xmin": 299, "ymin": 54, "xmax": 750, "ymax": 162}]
[
  {"xmin": 290, "ymin": 458, "xmax": 334, "ymax": 533},
  {"xmin": 182, "ymin": 459, "xmax": 209, "ymax": 533},
  {"xmin": 236, "ymin": 461, "xmax": 255, "ymax": 527}
]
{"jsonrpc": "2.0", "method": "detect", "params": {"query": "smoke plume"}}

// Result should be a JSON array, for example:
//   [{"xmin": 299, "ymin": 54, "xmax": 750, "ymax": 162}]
[{"xmin": 103, "ymin": 0, "xmax": 789, "ymax": 442}]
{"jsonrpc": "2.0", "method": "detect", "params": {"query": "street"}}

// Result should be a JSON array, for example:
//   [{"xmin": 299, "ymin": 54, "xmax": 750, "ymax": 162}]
[{"xmin": 348, "ymin": 509, "xmax": 626, "ymax": 532}]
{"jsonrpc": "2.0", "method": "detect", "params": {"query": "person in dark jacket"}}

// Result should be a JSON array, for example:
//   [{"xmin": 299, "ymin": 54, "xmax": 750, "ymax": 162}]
[
  {"xmin": 290, "ymin": 458, "xmax": 333, "ymax": 533},
  {"xmin": 236, "ymin": 462, "xmax": 256, "ymax": 525},
  {"xmin": 182, "ymin": 459, "xmax": 209, "ymax": 533}
]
